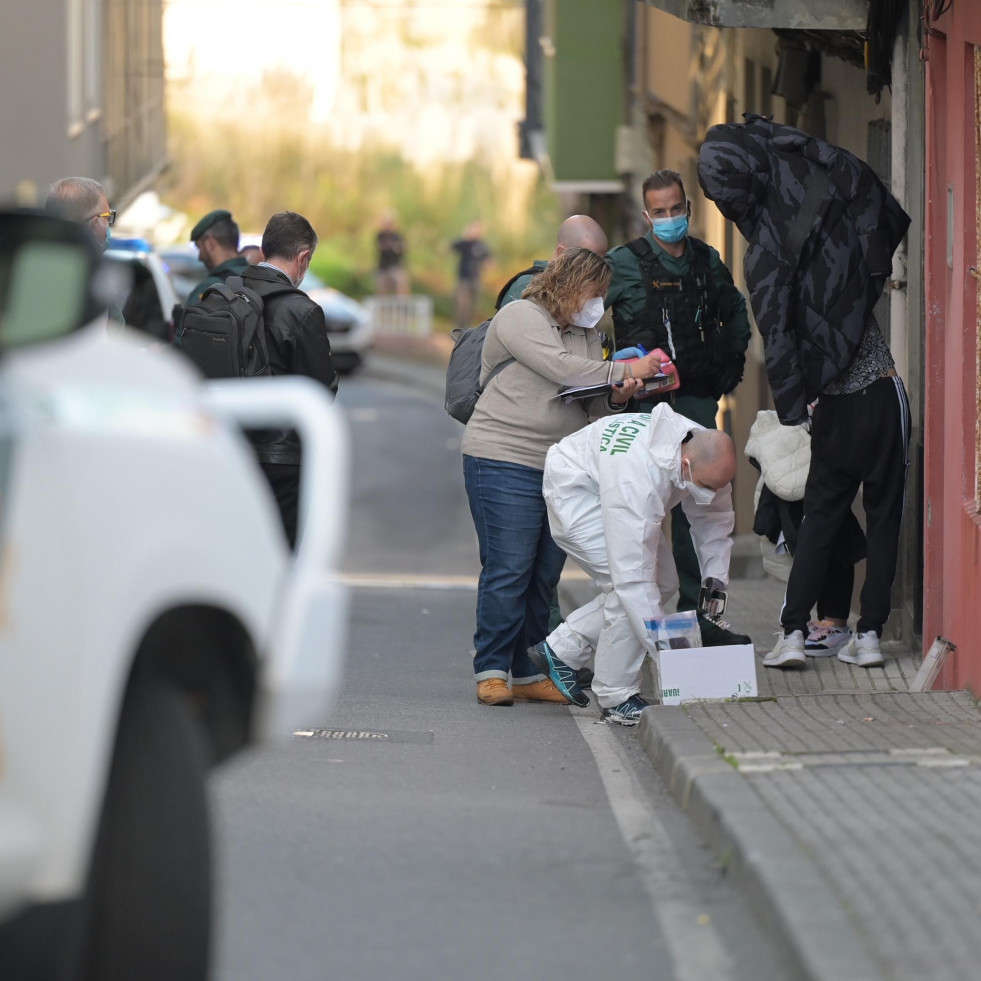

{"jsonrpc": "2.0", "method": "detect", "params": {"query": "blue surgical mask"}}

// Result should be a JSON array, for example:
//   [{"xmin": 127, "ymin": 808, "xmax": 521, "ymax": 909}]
[{"xmin": 651, "ymin": 214, "xmax": 689, "ymax": 244}]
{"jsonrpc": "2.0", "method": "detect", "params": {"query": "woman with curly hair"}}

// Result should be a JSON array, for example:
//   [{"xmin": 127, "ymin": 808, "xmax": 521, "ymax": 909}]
[{"xmin": 461, "ymin": 246, "xmax": 665, "ymax": 706}]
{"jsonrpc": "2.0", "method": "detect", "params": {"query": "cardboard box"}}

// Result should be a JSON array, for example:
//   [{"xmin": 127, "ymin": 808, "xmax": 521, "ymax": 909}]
[{"xmin": 656, "ymin": 644, "xmax": 758, "ymax": 706}]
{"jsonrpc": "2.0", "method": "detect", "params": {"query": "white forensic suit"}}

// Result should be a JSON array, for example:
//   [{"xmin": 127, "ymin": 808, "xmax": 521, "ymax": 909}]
[{"xmin": 541, "ymin": 405, "xmax": 734, "ymax": 708}]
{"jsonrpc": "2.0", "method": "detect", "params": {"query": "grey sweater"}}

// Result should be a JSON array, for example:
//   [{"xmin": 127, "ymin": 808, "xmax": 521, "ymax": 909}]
[{"xmin": 462, "ymin": 299, "xmax": 629, "ymax": 470}]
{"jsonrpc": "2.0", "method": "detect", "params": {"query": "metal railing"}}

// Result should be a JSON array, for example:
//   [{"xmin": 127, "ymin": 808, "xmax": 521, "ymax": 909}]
[{"xmin": 363, "ymin": 295, "xmax": 433, "ymax": 336}]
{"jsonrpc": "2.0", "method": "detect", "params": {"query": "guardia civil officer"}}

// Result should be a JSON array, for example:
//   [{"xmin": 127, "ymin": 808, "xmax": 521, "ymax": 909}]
[
  {"xmin": 605, "ymin": 170, "xmax": 751, "ymax": 646},
  {"xmin": 187, "ymin": 209, "xmax": 249, "ymax": 307}
]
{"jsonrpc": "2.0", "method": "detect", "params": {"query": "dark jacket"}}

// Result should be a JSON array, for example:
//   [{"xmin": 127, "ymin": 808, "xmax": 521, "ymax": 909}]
[
  {"xmin": 242, "ymin": 264, "xmax": 339, "ymax": 465},
  {"xmin": 697, "ymin": 114, "xmax": 910, "ymax": 425},
  {"xmin": 606, "ymin": 231, "xmax": 751, "ymax": 402},
  {"xmin": 187, "ymin": 256, "xmax": 250, "ymax": 307}
]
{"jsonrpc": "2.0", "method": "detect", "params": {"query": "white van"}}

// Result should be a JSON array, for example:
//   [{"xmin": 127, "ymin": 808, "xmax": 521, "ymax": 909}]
[{"xmin": 0, "ymin": 209, "xmax": 349, "ymax": 980}]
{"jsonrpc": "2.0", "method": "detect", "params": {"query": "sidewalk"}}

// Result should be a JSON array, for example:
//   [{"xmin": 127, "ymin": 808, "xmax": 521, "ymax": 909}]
[
  {"xmin": 368, "ymin": 335, "xmax": 981, "ymax": 979},
  {"xmin": 562, "ymin": 569, "xmax": 981, "ymax": 981}
]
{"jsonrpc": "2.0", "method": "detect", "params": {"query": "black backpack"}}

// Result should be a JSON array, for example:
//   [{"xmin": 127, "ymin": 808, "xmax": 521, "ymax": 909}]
[{"xmin": 177, "ymin": 275, "xmax": 278, "ymax": 379}]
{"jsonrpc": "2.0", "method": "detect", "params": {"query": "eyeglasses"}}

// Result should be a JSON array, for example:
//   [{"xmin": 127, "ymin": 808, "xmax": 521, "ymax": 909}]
[{"xmin": 88, "ymin": 210, "xmax": 116, "ymax": 226}]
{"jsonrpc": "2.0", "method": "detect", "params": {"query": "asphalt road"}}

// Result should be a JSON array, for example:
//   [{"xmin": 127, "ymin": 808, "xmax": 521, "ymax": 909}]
[{"xmin": 209, "ymin": 360, "xmax": 790, "ymax": 981}]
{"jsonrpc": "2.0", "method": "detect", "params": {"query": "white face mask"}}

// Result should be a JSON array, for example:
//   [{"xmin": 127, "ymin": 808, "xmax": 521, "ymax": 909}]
[
  {"xmin": 570, "ymin": 295, "xmax": 605, "ymax": 329},
  {"xmin": 683, "ymin": 459, "xmax": 716, "ymax": 506}
]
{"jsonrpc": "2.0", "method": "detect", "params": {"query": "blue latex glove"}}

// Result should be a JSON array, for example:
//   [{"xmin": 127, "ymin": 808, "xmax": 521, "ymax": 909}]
[{"xmin": 612, "ymin": 346, "xmax": 646, "ymax": 361}]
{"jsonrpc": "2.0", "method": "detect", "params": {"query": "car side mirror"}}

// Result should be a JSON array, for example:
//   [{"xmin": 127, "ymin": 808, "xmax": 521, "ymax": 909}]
[{"xmin": 0, "ymin": 208, "xmax": 105, "ymax": 350}]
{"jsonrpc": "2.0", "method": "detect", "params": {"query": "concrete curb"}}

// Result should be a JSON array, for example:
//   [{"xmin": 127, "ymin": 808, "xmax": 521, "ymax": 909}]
[{"xmin": 638, "ymin": 708, "xmax": 884, "ymax": 981}]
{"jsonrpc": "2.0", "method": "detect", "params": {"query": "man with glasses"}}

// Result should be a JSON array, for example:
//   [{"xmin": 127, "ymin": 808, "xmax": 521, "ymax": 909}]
[
  {"xmin": 605, "ymin": 169, "xmax": 752, "ymax": 647},
  {"xmin": 46, "ymin": 177, "xmax": 115, "ymax": 253}
]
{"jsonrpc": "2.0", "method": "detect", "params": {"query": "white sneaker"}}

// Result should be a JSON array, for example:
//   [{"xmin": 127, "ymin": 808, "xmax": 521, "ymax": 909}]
[
  {"xmin": 763, "ymin": 630, "xmax": 806, "ymax": 669},
  {"xmin": 838, "ymin": 630, "xmax": 884, "ymax": 668},
  {"xmin": 804, "ymin": 622, "xmax": 852, "ymax": 657}
]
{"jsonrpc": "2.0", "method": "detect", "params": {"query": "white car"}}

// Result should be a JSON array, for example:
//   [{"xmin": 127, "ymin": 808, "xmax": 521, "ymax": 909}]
[
  {"xmin": 159, "ymin": 242, "xmax": 374, "ymax": 373},
  {"xmin": 0, "ymin": 210, "xmax": 349, "ymax": 980}
]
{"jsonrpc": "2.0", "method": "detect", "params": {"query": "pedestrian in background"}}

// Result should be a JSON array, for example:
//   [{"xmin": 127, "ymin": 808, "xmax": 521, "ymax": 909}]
[
  {"xmin": 451, "ymin": 221, "xmax": 492, "ymax": 328},
  {"xmin": 242, "ymin": 211, "xmax": 338, "ymax": 547},
  {"xmin": 462, "ymin": 247, "xmax": 666, "ymax": 707},
  {"xmin": 605, "ymin": 170, "xmax": 752, "ymax": 647},
  {"xmin": 187, "ymin": 210, "xmax": 249, "ymax": 307},
  {"xmin": 375, "ymin": 212, "xmax": 408, "ymax": 296},
  {"xmin": 241, "ymin": 243, "xmax": 263, "ymax": 265}
]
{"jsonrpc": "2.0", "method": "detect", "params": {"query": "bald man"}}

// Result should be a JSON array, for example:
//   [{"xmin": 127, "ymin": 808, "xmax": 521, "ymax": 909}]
[
  {"xmin": 496, "ymin": 214, "xmax": 609, "ymax": 308},
  {"xmin": 528, "ymin": 404, "xmax": 744, "ymax": 725}
]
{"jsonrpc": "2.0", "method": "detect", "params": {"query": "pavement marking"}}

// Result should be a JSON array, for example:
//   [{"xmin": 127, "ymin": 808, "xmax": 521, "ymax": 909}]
[{"xmin": 573, "ymin": 714, "xmax": 734, "ymax": 981}]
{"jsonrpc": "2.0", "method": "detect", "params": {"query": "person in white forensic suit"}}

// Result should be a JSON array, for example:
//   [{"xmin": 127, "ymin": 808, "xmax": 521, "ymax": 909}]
[{"xmin": 527, "ymin": 404, "xmax": 740, "ymax": 725}]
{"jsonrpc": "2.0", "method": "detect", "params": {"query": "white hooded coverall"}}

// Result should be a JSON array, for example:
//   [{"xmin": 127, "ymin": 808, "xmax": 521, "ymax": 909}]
[{"xmin": 541, "ymin": 405, "xmax": 734, "ymax": 708}]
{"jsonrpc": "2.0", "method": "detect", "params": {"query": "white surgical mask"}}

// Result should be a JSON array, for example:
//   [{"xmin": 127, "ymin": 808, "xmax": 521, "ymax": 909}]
[
  {"xmin": 683, "ymin": 459, "xmax": 716, "ymax": 506},
  {"xmin": 570, "ymin": 296, "xmax": 605, "ymax": 329}
]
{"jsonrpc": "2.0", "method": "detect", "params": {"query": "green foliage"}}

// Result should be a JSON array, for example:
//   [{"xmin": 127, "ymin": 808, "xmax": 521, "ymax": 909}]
[{"xmin": 161, "ymin": 109, "xmax": 560, "ymax": 323}]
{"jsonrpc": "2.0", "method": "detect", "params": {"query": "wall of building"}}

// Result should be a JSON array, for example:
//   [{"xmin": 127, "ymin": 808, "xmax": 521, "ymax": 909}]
[
  {"xmin": 0, "ymin": 0, "xmax": 166, "ymax": 209},
  {"xmin": 0, "ymin": 3, "xmax": 102, "ymax": 202},
  {"xmin": 923, "ymin": 1, "xmax": 981, "ymax": 691}
]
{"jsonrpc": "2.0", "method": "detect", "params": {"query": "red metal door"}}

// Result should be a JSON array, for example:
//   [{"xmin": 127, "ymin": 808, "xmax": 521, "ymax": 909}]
[{"xmin": 923, "ymin": 4, "xmax": 981, "ymax": 690}]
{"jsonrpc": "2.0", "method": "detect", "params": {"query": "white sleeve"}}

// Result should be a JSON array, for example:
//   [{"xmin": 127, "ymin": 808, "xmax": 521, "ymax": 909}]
[
  {"xmin": 681, "ymin": 483, "xmax": 735, "ymax": 585},
  {"xmin": 597, "ymin": 442, "xmax": 670, "ymax": 651}
]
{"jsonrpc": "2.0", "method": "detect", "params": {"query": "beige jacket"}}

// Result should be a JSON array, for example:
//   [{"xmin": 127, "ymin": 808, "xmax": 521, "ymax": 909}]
[{"xmin": 462, "ymin": 299, "xmax": 630, "ymax": 470}]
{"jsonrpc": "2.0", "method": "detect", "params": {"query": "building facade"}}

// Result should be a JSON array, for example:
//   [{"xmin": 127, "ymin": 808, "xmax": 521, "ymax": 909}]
[{"xmin": 0, "ymin": 0, "xmax": 166, "ymax": 208}]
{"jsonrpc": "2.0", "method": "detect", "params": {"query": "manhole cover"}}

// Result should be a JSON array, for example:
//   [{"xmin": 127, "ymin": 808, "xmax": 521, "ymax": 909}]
[{"xmin": 293, "ymin": 728, "xmax": 434, "ymax": 744}]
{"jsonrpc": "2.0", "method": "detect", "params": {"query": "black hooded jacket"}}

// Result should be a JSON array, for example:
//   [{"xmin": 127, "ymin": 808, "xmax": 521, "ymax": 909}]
[{"xmin": 697, "ymin": 115, "xmax": 910, "ymax": 425}]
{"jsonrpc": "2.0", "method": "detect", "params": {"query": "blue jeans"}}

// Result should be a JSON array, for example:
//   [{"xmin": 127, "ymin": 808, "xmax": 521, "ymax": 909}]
[{"xmin": 463, "ymin": 455, "xmax": 567, "ymax": 683}]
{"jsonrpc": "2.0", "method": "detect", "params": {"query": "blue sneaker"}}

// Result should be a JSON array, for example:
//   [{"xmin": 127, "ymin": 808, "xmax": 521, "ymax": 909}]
[
  {"xmin": 601, "ymin": 694, "xmax": 649, "ymax": 726},
  {"xmin": 526, "ymin": 641, "xmax": 589, "ymax": 707}
]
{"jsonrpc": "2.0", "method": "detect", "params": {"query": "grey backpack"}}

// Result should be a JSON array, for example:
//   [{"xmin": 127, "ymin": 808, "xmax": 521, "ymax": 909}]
[{"xmin": 444, "ymin": 320, "xmax": 515, "ymax": 424}]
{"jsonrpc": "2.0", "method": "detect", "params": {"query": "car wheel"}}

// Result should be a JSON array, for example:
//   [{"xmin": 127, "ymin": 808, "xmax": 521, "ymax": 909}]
[{"xmin": 68, "ymin": 670, "xmax": 211, "ymax": 981}]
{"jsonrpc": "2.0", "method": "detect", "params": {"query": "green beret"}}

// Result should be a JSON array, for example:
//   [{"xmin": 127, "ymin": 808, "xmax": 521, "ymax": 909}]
[{"xmin": 190, "ymin": 209, "xmax": 232, "ymax": 241}]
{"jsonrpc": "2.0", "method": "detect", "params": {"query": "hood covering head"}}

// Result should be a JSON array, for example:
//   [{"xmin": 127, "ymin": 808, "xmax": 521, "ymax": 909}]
[
  {"xmin": 697, "ymin": 117, "xmax": 772, "ymax": 237},
  {"xmin": 695, "ymin": 114, "xmax": 910, "ymax": 426}
]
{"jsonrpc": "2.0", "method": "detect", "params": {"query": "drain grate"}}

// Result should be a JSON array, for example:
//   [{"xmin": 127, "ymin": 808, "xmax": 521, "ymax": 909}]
[{"xmin": 293, "ymin": 728, "xmax": 434, "ymax": 744}]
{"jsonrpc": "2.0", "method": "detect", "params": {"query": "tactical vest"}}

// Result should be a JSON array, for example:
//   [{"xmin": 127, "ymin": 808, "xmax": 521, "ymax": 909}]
[{"xmin": 612, "ymin": 237, "xmax": 726, "ymax": 396}]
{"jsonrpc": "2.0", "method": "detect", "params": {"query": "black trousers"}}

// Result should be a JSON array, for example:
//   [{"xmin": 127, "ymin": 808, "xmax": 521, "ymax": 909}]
[
  {"xmin": 781, "ymin": 376, "xmax": 911, "ymax": 637},
  {"xmin": 260, "ymin": 462, "xmax": 300, "ymax": 549}
]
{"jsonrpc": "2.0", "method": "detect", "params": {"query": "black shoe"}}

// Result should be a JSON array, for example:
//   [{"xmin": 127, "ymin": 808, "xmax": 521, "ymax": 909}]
[
  {"xmin": 698, "ymin": 612, "xmax": 752, "ymax": 647},
  {"xmin": 577, "ymin": 667, "xmax": 594, "ymax": 690},
  {"xmin": 601, "ymin": 694, "xmax": 650, "ymax": 726},
  {"xmin": 527, "ymin": 641, "xmax": 590, "ymax": 707}
]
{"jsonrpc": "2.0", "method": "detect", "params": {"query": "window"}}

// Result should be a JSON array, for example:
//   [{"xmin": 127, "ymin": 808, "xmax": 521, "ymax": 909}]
[{"xmin": 67, "ymin": 0, "xmax": 102, "ymax": 136}]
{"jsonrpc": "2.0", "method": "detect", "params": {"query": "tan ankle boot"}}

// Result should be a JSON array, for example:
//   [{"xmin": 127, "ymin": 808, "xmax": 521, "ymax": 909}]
[
  {"xmin": 477, "ymin": 678, "xmax": 514, "ymax": 706},
  {"xmin": 512, "ymin": 679, "xmax": 572, "ymax": 703}
]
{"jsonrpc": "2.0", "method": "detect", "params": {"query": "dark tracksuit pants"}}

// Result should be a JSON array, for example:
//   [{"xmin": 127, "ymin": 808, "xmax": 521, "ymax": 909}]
[{"xmin": 781, "ymin": 376, "xmax": 911, "ymax": 637}]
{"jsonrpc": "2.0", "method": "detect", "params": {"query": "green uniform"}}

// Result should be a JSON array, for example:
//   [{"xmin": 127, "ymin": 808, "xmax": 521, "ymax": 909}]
[
  {"xmin": 606, "ymin": 231, "xmax": 750, "ymax": 611},
  {"xmin": 498, "ymin": 259, "xmax": 548, "ymax": 308},
  {"xmin": 187, "ymin": 256, "xmax": 250, "ymax": 307}
]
